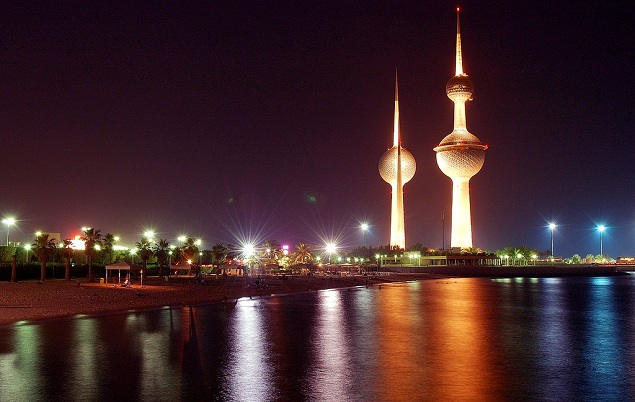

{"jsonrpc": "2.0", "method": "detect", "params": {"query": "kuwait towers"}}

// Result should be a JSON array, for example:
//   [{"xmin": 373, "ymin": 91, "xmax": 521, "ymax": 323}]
[
  {"xmin": 379, "ymin": 72, "xmax": 416, "ymax": 249},
  {"xmin": 434, "ymin": 8, "xmax": 487, "ymax": 248}
]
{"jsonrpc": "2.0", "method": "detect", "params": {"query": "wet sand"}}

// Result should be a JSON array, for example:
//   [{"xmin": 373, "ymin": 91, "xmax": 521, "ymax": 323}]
[{"xmin": 0, "ymin": 273, "xmax": 439, "ymax": 327}]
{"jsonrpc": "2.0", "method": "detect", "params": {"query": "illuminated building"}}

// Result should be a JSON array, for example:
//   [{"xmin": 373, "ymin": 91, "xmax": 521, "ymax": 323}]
[
  {"xmin": 379, "ymin": 72, "xmax": 416, "ymax": 249},
  {"xmin": 434, "ymin": 8, "xmax": 488, "ymax": 248}
]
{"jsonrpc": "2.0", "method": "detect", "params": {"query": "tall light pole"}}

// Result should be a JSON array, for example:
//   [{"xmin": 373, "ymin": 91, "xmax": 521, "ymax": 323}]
[
  {"xmin": 598, "ymin": 225, "xmax": 605, "ymax": 257},
  {"xmin": 2, "ymin": 218, "xmax": 15, "ymax": 246},
  {"xmin": 549, "ymin": 223, "xmax": 556, "ymax": 259},
  {"xmin": 360, "ymin": 223, "xmax": 369, "ymax": 248}
]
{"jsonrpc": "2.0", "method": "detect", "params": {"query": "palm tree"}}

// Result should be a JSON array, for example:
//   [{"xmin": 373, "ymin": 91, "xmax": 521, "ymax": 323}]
[
  {"xmin": 292, "ymin": 242, "xmax": 313, "ymax": 265},
  {"xmin": 81, "ymin": 228, "xmax": 102, "ymax": 282},
  {"xmin": 103, "ymin": 233, "xmax": 116, "ymax": 264},
  {"xmin": 211, "ymin": 243, "xmax": 229, "ymax": 270},
  {"xmin": 135, "ymin": 239, "xmax": 154, "ymax": 275},
  {"xmin": 62, "ymin": 238, "xmax": 74, "ymax": 281},
  {"xmin": 154, "ymin": 239, "xmax": 170, "ymax": 278},
  {"xmin": 261, "ymin": 239, "xmax": 282, "ymax": 265},
  {"xmin": 32, "ymin": 233, "xmax": 57, "ymax": 282},
  {"xmin": 10, "ymin": 251, "xmax": 17, "ymax": 283},
  {"xmin": 180, "ymin": 237, "xmax": 199, "ymax": 263}
]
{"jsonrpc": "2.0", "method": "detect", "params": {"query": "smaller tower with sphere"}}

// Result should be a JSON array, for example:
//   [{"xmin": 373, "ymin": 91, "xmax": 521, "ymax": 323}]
[
  {"xmin": 379, "ymin": 71, "xmax": 416, "ymax": 249},
  {"xmin": 434, "ymin": 8, "xmax": 488, "ymax": 249}
]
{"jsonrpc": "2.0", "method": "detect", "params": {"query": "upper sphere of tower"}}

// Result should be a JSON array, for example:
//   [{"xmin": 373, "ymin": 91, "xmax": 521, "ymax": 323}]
[
  {"xmin": 446, "ymin": 74, "xmax": 473, "ymax": 101},
  {"xmin": 378, "ymin": 146, "xmax": 416, "ymax": 184}
]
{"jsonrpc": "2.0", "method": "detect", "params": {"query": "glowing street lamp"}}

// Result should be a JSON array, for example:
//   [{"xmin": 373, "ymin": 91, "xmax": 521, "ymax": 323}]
[
  {"xmin": 361, "ymin": 223, "xmax": 369, "ymax": 247},
  {"xmin": 549, "ymin": 223, "xmax": 556, "ymax": 260},
  {"xmin": 178, "ymin": 235, "xmax": 186, "ymax": 243},
  {"xmin": 144, "ymin": 231, "xmax": 155, "ymax": 241},
  {"xmin": 598, "ymin": 225, "xmax": 606, "ymax": 257},
  {"xmin": 24, "ymin": 244, "xmax": 31, "ymax": 263},
  {"xmin": 326, "ymin": 243, "xmax": 336, "ymax": 263},
  {"xmin": 2, "ymin": 218, "xmax": 15, "ymax": 246}
]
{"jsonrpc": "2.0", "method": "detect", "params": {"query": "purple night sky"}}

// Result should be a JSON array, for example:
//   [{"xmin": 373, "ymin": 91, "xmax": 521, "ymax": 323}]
[{"xmin": 0, "ymin": 2, "xmax": 633, "ymax": 257}]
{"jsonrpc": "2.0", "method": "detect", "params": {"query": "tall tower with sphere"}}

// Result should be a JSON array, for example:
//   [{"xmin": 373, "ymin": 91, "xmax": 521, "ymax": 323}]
[
  {"xmin": 379, "ymin": 72, "xmax": 416, "ymax": 249},
  {"xmin": 434, "ymin": 8, "xmax": 488, "ymax": 249}
]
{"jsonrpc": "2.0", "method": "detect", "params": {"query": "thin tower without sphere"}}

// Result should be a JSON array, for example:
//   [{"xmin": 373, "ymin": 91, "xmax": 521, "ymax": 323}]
[
  {"xmin": 379, "ymin": 72, "xmax": 416, "ymax": 249},
  {"xmin": 434, "ymin": 8, "xmax": 488, "ymax": 249}
]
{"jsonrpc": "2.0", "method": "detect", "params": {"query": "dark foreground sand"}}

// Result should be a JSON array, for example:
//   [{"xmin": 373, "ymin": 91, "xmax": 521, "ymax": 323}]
[{"xmin": 0, "ymin": 273, "xmax": 441, "ymax": 327}]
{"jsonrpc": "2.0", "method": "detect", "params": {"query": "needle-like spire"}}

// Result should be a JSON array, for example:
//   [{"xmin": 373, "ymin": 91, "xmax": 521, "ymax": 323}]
[
  {"xmin": 455, "ymin": 7, "xmax": 463, "ymax": 76},
  {"xmin": 393, "ymin": 68, "xmax": 400, "ymax": 147}
]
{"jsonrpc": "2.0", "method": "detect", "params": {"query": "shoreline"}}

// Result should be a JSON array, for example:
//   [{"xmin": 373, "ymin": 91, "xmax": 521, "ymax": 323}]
[
  {"xmin": 1, "ymin": 266, "xmax": 630, "ymax": 328},
  {"xmin": 0, "ymin": 273, "xmax": 442, "ymax": 328}
]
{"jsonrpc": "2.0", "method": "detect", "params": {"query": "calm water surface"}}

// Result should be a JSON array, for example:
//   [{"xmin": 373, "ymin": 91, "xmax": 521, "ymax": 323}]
[{"xmin": 1, "ymin": 275, "xmax": 634, "ymax": 401}]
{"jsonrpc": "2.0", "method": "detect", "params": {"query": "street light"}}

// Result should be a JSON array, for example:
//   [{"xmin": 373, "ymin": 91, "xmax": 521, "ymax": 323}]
[
  {"xmin": 2, "ymin": 218, "xmax": 15, "ymax": 246},
  {"xmin": 360, "ymin": 223, "xmax": 369, "ymax": 247},
  {"xmin": 598, "ymin": 225, "xmax": 606, "ymax": 257},
  {"xmin": 24, "ymin": 244, "xmax": 31, "ymax": 263},
  {"xmin": 549, "ymin": 223, "xmax": 556, "ymax": 260},
  {"xmin": 326, "ymin": 243, "xmax": 336, "ymax": 264}
]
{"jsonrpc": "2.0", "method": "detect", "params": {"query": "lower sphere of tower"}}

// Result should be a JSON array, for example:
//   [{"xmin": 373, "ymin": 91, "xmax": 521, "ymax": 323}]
[
  {"xmin": 436, "ymin": 148, "xmax": 485, "ymax": 179},
  {"xmin": 379, "ymin": 146, "xmax": 416, "ymax": 184}
]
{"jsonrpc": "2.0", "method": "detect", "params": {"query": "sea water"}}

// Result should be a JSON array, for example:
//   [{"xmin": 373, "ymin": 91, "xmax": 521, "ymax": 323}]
[{"xmin": 1, "ymin": 275, "xmax": 634, "ymax": 401}]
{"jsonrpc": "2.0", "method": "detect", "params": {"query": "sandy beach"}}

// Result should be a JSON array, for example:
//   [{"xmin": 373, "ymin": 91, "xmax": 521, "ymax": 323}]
[{"xmin": 0, "ymin": 273, "xmax": 440, "ymax": 327}]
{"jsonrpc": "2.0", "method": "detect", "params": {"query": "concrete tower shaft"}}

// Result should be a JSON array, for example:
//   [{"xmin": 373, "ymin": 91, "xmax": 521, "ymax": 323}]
[
  {"xmin": 433, "ymin": 8, "xmax": 487, "ymax": 249},
  {"xmin": 379, "ymin": 71, "xmax": 416, "ymax": 249}
]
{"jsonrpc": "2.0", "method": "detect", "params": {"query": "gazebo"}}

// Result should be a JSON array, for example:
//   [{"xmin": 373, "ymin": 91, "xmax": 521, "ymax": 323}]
[{"xmin": 105, "ymin": 261, "xmax": 132, "ymax": 284}]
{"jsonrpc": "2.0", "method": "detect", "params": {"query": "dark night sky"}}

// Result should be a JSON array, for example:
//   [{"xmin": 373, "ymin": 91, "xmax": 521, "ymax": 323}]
[{"xmin": 0, "ymin": 1, "xmax": 633, "ymax": 257}]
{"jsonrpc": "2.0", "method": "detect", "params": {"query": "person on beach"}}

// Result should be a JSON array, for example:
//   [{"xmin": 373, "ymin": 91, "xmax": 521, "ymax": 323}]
[{"xmin": 123, "ymin": 275, "xmax": 130, "ymax": 287}]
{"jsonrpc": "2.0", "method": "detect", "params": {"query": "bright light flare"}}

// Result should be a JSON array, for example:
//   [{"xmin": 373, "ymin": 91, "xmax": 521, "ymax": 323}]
[{"xmin": 243, "ymin": 244, "xmax": 255, "ymax": 257}]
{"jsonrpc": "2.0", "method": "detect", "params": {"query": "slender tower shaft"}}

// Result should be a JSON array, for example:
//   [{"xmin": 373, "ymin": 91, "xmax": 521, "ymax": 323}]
[
  {"xmin": 379, "ymin": 71, "xmax": 416, "ymax": 250},
  {"xmin": 392, "ymin": 73, "xmax": 405, "ymax": 248}
]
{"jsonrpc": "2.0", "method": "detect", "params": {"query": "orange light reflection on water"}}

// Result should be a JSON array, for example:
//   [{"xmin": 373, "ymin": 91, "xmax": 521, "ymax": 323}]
[{"xmin": 375, "ymin": 280, "xmax": 502, "ymax": 401}]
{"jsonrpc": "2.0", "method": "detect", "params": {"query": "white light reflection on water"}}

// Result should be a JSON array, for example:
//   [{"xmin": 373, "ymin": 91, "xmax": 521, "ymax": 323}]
[
  {"xmin": 306, "ymin": 289, "xmax": 355, "ymax": 401},
  {"xmin": 137, "ymin": 311, "xmax": 180, "ymax": 401},
  {"xmin": 0, "ymin": 324, "xmax": 43, "ymax": 401},
  {"xmin": 537, "ymin": 276, "xmax": 574, "ymax": 399},
  {"xmin": 583, "ymin": 277, "xmax": 623, "ymax": 400},
  {"xmin": 224, "ymin": 298, "xmax": 277, "ymax": 401},
  {"xmin": 71, "ymin": 318, "xmax": 98, "ymax": 401}
]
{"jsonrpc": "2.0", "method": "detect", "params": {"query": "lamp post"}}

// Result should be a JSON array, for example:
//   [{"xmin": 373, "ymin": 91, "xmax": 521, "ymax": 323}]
[
  {"xmin": 360, "ymin": 223, "xmax": 369, "ymax": 248},
  {"xmin": 3, "ymin": 218, "xmax": 15, "ymax": 246},
  {"xmin": 549, "ymin": 223, "xmax": 556, "ymax": 261},
  {"xmin": 598, "ymin": 225, "xmax": 605, "ymax": 257},
  {"xmin": 326, "ymin": 243, "xmax": 336, "ymax": 264}
]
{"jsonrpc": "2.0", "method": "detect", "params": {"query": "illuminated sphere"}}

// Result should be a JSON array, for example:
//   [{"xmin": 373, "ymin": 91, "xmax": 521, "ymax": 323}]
[
  {"xmin": 446, "ymin": 74, "xmax": 473, "ymax": 101},
  {"xmin": 434, "ymin": 129, "xmax": 486, "ymax": 179},
  {"xmin": 378, "ymin": 146, "xmax": 416, "ymax": 184}
]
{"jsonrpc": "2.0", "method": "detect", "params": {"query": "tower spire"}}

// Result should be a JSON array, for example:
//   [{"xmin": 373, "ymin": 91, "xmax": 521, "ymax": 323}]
[
  {"xmin": 393, "ymin": 68, "xmax": 400, "ymax": 147},
  {"xmin": 455, "ymin": 7, "xmax": 463, "ymax": 76}
]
